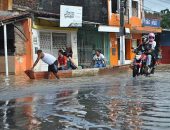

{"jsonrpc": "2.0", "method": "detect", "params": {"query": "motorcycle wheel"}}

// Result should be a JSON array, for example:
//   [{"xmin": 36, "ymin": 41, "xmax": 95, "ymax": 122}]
[
  {"xmin": 133, "ymin": 66, "xmax": 138, "ymax": 77},
  {"xmin": 151, "ymin": 67, "xmax": 155, "ymax": 74}
]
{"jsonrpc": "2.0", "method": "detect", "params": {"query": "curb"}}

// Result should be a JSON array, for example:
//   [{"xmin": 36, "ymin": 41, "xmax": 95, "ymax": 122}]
[
  {"xmin": 155, "ymin": 64, "xmax": 170, "ymax": 71},
  {"xmin": 25, "ymin": 65, "xmax": 131, "ymax": 79},
  {"xmin": 72, "ymin": 68, "xmax": 99, "ymax": 77},
  {"xmin": 99, "ymin": 65, "xmax": 130, "ymax": 75}
]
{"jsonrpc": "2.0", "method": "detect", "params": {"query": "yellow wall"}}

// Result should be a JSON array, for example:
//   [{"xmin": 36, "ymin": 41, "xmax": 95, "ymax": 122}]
[{"xmin": 33, "ymin": 18, "xmax": 78, "ymax": 31}]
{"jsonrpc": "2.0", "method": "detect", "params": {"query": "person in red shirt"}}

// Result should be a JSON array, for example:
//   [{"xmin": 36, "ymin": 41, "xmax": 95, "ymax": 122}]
[{"xmin": 58, "ymin": 50, "xmax": 67, "ymax": 70}]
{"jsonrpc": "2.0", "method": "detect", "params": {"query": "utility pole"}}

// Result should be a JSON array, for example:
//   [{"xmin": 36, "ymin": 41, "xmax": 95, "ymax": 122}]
[
  {"xmin": 119, "ymin": 0, "xmax": 125, "ymax": 65},
  {"xmin": 3, "ymin": 24, "xmax": 9, "ymax": 77}
]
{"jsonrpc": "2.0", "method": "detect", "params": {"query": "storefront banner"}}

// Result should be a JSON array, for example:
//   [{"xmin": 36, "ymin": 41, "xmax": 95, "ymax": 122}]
[
  {"xmin": 60, "ymin": 5, "xmax": 82, "ymax": 27},
  {"xmin": 143, "ymin": 18, "xmax": 161, "ymax": 27}
]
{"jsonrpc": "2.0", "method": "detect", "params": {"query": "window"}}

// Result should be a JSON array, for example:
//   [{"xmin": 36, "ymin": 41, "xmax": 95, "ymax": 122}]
[
  {"xmin": 39, "ymin": 32, "xmax": 67, "ymax": 56},
  {"xmin": 52, "ymin": 33, "xmax": 67, "ymax": 50},
  {"xmin": 132, "ymin": 1, "xmax": 138, "ymax": 17},
  {"xmin": 112, "ymin": 0, "xmax": 118, "ymax": 13},
  {"xmin": 39, "ymin": 32, "xmax": 51, "ymax": 53}
]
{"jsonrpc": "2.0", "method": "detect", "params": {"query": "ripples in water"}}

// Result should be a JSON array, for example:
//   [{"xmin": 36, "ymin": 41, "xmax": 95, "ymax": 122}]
[{"xmin": 0, "ymin": 72, "xmax": 170, "ymax": 130}]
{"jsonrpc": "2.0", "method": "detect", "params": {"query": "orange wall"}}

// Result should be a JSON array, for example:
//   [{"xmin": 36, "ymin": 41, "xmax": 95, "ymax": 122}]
[
  {"xmin": 0, "ymin": 0, "xmax": 12, "ymax": 10},
  {"xmin": 15, "ymin": 19, "xmax": 33, "ymax": 75},
  {"xmin": 129, "ymin": 17, "xmax": 142, "ymax": 27},
  {"xmin": 109, "ymin": 13, "xmax": 120, "ymax": 26},
  {"xmin": 15, "ymin": 55, "xmax": 27, "ymax": 75},
  {"xmin": 132, "ymin": 34, "xmax": 142, "ymax": 40},
  {"xmin": 23, "ymin": 18, "xmax": 33, "ymax": 70},
  {"xmin": 125, "ymin": 39, "xmax": 131, "ymax": 60},
  {"xmin": 110, "ymin": 33, "xmax": 118, "ymax": 66}
]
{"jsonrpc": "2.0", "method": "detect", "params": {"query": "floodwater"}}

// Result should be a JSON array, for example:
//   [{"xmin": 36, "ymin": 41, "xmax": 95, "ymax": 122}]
[{"xmin": 0, "ymin": 71, "xmax": 170, "ymax": 130}]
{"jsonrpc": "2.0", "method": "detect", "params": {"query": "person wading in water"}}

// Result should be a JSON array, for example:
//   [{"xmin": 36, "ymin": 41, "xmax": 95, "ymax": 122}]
[{"xmin": 31, "ymin": 50, "xmax": 59, "ymax": 79}]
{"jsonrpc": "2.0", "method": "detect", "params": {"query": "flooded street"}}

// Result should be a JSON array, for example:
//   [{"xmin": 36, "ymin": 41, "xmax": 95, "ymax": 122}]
[{"xmin": 0, "ymin": 71, "xmax": 170, "ymax": 130}]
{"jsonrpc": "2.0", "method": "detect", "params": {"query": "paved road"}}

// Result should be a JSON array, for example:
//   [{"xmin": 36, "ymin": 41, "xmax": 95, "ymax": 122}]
[{"xmin": 0, "ymin": 71, "xmax": 170, "ymax": 130}]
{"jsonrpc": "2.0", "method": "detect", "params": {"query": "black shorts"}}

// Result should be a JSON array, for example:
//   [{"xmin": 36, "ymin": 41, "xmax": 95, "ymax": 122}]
[{"xmin": 48, "ymin": 60, "xmax": 58, "ymax": 73}]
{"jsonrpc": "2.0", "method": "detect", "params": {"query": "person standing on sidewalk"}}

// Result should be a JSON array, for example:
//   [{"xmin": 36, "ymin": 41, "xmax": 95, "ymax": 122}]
[{"xmin": 31, "ymin": 50, "xmax": 59, "ymax": 79}]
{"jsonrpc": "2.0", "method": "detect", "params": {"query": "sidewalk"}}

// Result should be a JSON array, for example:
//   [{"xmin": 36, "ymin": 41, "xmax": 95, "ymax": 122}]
[
  {"xmin": 156, "ymin": 64, "xmax": 170, "ymax": 71},
  {"xmin": 25, "ymin": 65, "xmax": 131, "ymax": 79},
  {"xmin": 25, "ymin": 64, "xmax": 170, "ymax": 79}
]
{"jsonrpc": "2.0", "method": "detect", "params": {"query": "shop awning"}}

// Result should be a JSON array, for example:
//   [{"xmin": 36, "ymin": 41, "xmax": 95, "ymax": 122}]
[
  {"xmin": 37, "ymin": 17, "xmax": 59, "ymax": 22},
  {"xmin": 131, "ymin": 26, "xmax": 162, "ymax": 33},
  {"xmin": 98, "ymin": 25, "xmax": 130, "ymax": 33},
  {"xmin": 0, "ymin": 12, "xmax": 30, "ymax": 26}
]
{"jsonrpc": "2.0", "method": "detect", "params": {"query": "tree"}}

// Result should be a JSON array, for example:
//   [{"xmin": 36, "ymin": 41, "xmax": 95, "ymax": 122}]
[{"xmin": 161, "ymin": 9, "xmax": 170, "ymax": 29}]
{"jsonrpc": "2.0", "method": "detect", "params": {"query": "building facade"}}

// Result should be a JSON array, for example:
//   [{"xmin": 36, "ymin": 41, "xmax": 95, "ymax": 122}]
[
  {"xmin": 106, "ymin": 0, "xmax": 162, "ymax": 66},
  {"xmin": 31, "ymin": 13, "xmax": 78, "ymax": 71},
  {"xmin": 0, "ymin": 0, "xmax": 32, "ymax": 75},
  {"xmin": 13, "ymin": 0, "xmax": 110, "ymax": 71},
  {"xmin": 0, "ymin": 0, "xmax": 163, "ymax": 75},
  {"xmin": 160, "ymin": 30, "xmax": 170, "ymax": 64}
]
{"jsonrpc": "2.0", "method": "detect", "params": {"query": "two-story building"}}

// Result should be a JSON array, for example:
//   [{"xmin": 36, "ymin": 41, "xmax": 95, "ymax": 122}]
[{"xmin": 100, "ymin": 0, "xmax": 162, "ymax": 66}]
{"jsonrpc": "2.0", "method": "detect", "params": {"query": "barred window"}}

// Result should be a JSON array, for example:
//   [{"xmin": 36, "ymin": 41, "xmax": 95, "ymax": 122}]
[{"xmin": 132, "ymin": 1, "xmax": 138, "ymax": 17}]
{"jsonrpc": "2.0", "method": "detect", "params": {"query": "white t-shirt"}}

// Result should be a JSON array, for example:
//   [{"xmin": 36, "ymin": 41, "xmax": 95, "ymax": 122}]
[
  {"xmin": 93, "ymin": 53, "xmax": 105, "ymax": 61},
  {"xmin": 42, "ymin": 53, "xmax": 56, "ymax": 65},
  {"xmin": 149, "ymin": 41, "xmax": 156, "ymax": 50}
]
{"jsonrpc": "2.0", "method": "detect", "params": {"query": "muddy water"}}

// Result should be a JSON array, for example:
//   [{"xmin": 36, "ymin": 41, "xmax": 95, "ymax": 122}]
[{"xmin": 0, "ymin": 72, "xmax": 170, "ymax": 130}]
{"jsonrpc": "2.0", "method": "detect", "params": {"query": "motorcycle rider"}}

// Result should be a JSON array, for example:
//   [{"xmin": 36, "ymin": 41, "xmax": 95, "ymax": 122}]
[
  {"xmin": 132, "ymin": 33, "xmax": 156, "ymax": 74},
  {"xmin": 133, "ymin": 35, "xmax": 148, "ymax": 54},
  {"xmin": 146, "ymin": 33, "xmax": 156, "ymax": 72}
]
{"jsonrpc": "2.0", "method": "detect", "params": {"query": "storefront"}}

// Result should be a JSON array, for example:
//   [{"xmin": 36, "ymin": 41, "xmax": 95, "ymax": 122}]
[
  {"xmin": 32, "ymin": 17, "xmax": 78, "ymax": 72},
  {"xmin": 77, "ymin": 25, "xmax": 110, "ymax": 68},
  {"xmin": 98, "ymin": 25, "xmax": 131, "ymax": 66}
]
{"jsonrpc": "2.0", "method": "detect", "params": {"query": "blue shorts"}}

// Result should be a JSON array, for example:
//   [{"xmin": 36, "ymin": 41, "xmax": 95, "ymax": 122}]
[{"xmin": 48, "ymin": 60, "xmax": 58, "ymax": 73}]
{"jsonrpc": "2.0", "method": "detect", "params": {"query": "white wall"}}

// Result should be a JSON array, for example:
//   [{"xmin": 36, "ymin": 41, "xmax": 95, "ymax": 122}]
[
  {"xmin": 71, "ymin": 31, "xmax": 78, "ymax": 65},
  {"xmin": 32, "ymin": 29, "xmax": 78, "ymax": 72}
]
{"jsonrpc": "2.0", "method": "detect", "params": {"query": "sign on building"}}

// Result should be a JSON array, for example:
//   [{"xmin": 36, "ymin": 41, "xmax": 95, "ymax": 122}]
[
  {"xmin": 143, "ymin": 18, "xmax": 161, "ymax": 27},
  {"xmin": 60, "ymin": 5, "xmax": 83, "ymax": 27}
]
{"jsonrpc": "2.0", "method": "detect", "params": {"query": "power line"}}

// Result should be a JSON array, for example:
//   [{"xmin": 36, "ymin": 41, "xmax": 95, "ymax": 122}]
[
  {"xmin": 139, "ymin": 0, "xmax": 161, "ymax": 13},
  {"xmin": 145, "ymin": 0, "xmax": 170, "ymax": 10},
  {"xmin": 157, "ymin": 0, "xmax": 170, "ymax": 4}
]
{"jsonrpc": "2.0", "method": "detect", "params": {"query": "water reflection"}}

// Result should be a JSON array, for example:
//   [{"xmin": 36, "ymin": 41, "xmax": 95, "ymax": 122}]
[
  {"xmin": 0, "ymin": 99, "xmax": 15, "ymax": 129},
  {"xmin": 0, "ymin": 89, "xmax": 81, "ymax": 130}
]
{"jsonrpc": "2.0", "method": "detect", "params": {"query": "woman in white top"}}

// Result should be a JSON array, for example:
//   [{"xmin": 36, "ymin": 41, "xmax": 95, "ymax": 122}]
[{"xmin": 31, "ymin": 50, "xmax": 59, "ymax": 79}]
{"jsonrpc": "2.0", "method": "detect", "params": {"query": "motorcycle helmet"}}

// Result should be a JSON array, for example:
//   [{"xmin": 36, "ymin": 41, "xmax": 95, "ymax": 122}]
[
  {"xmin": 148, "ymin": 33, "xmax": 155, "ymax": 42},
  {"xmin": 142, "ymin": 35, "xmax": 148, "ymax": 43}
]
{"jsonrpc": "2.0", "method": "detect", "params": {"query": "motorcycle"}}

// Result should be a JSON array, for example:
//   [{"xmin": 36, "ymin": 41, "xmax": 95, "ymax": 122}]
[{"xmin": 131, "ymin": 48, "xmax": 155, "ymax": 77}]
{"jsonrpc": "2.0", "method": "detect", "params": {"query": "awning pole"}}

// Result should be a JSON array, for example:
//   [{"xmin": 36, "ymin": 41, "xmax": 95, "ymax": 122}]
[{"xmin": 4, "ymin": 24, "xmax": 9, "ymax": 77}]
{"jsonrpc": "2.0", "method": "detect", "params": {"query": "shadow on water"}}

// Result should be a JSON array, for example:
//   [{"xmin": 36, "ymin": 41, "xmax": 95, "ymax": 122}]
[{"xmin": 0, "ymin": 72, "xmax": 170, "ymax": 130}]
